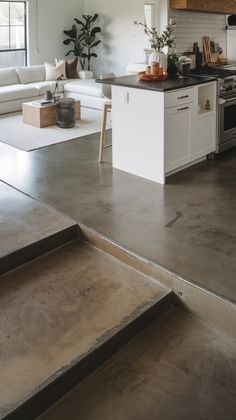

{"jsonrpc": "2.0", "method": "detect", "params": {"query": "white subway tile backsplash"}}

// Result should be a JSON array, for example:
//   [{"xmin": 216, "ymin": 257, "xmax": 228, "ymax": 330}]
[{"xmin": 169, "ymin": 10, "xmax": 227, "ymax": 55}]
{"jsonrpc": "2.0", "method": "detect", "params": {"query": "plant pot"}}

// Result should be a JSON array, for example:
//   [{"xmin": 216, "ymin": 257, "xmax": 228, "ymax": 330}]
[
  {"xmin": 79, "ymin": 70, "xmax": 94, "ymax": 79},
  {"xmin": 178, "ymin": 63, "xmax": 191, "ymax": 76},
  {"xmin": 167, "ymin": 62, "xmax": 178, "ymax": 78}
]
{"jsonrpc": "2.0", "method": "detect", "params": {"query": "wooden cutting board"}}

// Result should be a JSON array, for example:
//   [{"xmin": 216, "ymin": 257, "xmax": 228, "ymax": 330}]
[{"xmin": 203, "ymin": 36, "xmax": 213, "ymax": 63}]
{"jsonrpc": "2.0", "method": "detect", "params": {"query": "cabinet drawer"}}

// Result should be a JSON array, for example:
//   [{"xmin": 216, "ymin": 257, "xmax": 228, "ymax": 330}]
[{"xmin": 165, "ymin": 88, "xmax": 195, "ymax": 109}]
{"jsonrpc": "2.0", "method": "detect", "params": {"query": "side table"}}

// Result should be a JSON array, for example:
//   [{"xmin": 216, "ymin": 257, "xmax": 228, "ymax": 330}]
[{"xmin": 23, "ymin": 100, "xmax": 81, "ymax": 128}]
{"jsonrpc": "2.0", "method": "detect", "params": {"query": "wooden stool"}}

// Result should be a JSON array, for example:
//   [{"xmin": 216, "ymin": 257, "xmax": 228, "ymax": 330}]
[{"xmin": 99, "ymin": 102, "xmax": 112, "ymax": 163}]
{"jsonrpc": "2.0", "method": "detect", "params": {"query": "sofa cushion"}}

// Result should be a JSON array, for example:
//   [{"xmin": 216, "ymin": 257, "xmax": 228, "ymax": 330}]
[
  {"xmin": 45, "ymin": 61, "xmax": 66, "ymax": 81},
  {"xmin": 64, "ymin": 79, "xmax": 103, "ymax": 98},
  {"xmin": 31, "ymin": 79, "xmax": 74, "ymax": 95},
  {"xmin": 16, "ymin": 65, "xmax": 45, "ymax": 84},
  {"xmin": 0, "ymin": 84, "xmax": 39, "ymax": 103},
  {"xmin": 55, "ymin": 79, "xmax": 74, "ymax": 92},
  {"xmin": 30, "ymin": 81, "xmax": 54, "ymax": 95},
  {"xmin": 65, "ymin": 57, "xmax": 79, "ymax": 79},
  {"xmin": 0, "ymin": 68, "xmax": 19, "ymax": 87}
]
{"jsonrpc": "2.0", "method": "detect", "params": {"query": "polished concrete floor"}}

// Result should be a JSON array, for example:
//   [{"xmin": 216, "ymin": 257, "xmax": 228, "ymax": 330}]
[
  {"xmin": 0, "ymin": 181, "xmax": 75, "ymax": 259},
  {"xmin": 0, "ymin": 137, "xmax": 235, "ymax": 303},
  {"xmin": 40, "ymin": 307, "xmax": 236, "ymax": 420},
  {"xmin": 0, "ymin": 240, "xmax": 169, "ymax": 417}
]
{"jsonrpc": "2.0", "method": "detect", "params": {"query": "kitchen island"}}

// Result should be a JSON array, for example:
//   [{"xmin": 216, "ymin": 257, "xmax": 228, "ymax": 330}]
[{"xmin": 98, "ymin": 75, "xmax": 217, "ymax": 184}]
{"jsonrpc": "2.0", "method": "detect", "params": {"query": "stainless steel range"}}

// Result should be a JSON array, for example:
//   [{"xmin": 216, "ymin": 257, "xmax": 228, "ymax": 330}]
[
  {"xmin": 218, "ymin": 72, "xmax": 236, "ymax": 153},
  {"xmin": 193, "ymin": 67, "xmax": 236, "ymax": 153}
]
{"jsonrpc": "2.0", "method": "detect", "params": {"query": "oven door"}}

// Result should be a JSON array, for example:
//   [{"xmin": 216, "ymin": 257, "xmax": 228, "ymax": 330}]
[{"xmin": 219, "ymin": 96, "xmax": 236, "ymax": 145}]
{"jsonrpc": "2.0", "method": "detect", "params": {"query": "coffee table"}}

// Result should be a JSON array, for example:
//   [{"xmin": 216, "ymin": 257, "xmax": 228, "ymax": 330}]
[{"xmin": 22, "ymin": 100, "xmax": 81, "ymax": 128}]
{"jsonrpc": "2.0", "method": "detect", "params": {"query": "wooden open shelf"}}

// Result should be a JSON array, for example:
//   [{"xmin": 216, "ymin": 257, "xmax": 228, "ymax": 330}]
[{"xmin": 170, "ymin": 0, "xmax": 236, "ymax": 14}]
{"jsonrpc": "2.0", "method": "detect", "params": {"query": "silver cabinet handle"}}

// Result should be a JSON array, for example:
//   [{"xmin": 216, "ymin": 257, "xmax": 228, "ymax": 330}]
[
  {"xmin": 177, "ymin": 95, "xmax": 189, "ymax": 99},
  {"xmin": 177, "ymin": 107, "xmax": 189, "ymax": 111}
]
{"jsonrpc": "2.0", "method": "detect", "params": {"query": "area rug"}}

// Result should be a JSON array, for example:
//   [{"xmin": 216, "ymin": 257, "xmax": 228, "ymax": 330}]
[{"xmin": 0, "ymin": 107, "xmax": 110, "ymax": 152}]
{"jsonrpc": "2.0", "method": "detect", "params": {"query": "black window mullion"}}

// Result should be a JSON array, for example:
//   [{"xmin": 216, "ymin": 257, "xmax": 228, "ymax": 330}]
[{"xmin": 0, "ymin": 1, "xmax": 27, "ymax": 66}]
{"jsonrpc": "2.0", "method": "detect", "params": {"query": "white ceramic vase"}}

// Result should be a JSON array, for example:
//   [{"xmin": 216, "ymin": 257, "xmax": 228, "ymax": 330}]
[{"xmin": 149, "ymin": 50, "xmax": 167, "ymax": 72}]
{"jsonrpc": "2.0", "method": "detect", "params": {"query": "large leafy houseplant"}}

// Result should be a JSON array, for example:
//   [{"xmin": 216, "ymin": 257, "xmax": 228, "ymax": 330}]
[{"xmin": 63, "ymin": 14, "xmax": 101, "ymax": 71}]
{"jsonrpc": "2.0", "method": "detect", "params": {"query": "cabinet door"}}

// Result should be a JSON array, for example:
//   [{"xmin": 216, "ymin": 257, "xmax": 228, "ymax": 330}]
[
  {"xmin": 195, "ymin": 113, "xmax": 216, "ymax": 157},
  {"xmin": 165, "ymin": 103, "xmax": 194, "ymax": 173}
]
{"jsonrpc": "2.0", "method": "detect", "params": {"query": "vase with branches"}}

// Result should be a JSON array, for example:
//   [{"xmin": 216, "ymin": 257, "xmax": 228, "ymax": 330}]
[
  {"xmin": 134, "ymin": 20, "xmax": 176, "ymax": 71},
  {"xmin": 63, "ymin": 14, "xmax": 101, "ymax": 71}
]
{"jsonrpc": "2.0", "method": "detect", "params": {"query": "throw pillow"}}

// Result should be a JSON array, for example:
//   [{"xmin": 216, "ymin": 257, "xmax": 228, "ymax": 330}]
[
  {"xmin": 66, "ymin": 57, "xmax": 79, "ymax": 79},
  {"xmin": 45, "ymin": 61, "xmax": 66, "ymax": 81}
]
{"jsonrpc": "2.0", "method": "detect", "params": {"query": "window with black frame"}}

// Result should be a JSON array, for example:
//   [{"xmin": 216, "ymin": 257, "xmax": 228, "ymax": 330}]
[{"xmin": 0, "ymin": 1, "xmax": 27, "ymax": 69}]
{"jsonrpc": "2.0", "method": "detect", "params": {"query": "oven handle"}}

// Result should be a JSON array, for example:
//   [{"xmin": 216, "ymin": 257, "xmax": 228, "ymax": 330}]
[{"xmin": 219, "ymin": 97, "xmax": 236, "ymax": 104}]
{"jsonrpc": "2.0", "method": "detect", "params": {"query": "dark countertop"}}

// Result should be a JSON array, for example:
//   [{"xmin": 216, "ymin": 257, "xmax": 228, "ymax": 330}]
[{"xmin": 96, "ymin": 75, "xmax": 216, "ymax": 92}]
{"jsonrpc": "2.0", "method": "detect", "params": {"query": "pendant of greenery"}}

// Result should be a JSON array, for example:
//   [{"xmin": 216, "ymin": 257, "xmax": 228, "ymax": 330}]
[{"xmin": 63, "ymin": 14, "xmax": 101, "ymax": 71}]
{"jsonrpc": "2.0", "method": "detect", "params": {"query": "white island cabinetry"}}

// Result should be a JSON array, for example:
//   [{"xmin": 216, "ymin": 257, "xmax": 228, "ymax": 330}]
[
  {"xmin": 164, "ymin": 82, "xmax": 216, "ymax": 175},
  {"xmin": 111, "ymin": 80, "xmax": 217, "ymax": 184},
  {"xmin": 165, "ymin": 102, "xmax": 195, "ymax": 173}
]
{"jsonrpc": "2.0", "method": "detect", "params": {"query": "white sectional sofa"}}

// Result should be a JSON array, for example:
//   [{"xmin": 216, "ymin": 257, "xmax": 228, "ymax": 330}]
[{"xmin": 0, "ymin": 65, "xmax": 110, "ymax": 115}]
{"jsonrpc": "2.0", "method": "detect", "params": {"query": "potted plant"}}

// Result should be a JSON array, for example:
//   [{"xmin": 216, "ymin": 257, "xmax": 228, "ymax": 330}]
[
  {"xmin": 63, "ymin": 14, "xmax": 101, "ymax": 74},
  {"xmin": 134, "ymin": 20, "xmax": 176, "ymax": 71},
  {"xmin": 178, "ymin": 56, "xmax": 192, "ymax": 76},
  {"xmin": 167, "ymin": 52, "xmax": 179, "ymax": 78}
]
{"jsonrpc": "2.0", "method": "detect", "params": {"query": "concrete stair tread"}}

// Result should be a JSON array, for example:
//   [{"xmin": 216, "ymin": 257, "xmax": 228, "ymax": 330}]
[
  {"xmin": 39, "ymin": 307, "xmax": 236, "ymax": 420},
  {"xmin": 0, "ymin": 182, "xmax": 78, "ymax": 274},
  {"xmin": 0, "ymin": 240, "xmax": 172, "ymax": 419}
]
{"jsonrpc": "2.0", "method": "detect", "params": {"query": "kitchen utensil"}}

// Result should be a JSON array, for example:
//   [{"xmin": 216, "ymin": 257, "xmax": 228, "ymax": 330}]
[
  {"xmin": 214, "ymin": 43, "xmax": 219, "ymax": 53},
  {"xmin": 196, "ymin": 52, "xmax": 203, "ymax": 69},
  {"xmin": 203, "ymin": 36, "xmax": 213, "ymax": 63},
  {"xmin": 193, "ymin": 42, "xmax": 199, "ymax": 53}
]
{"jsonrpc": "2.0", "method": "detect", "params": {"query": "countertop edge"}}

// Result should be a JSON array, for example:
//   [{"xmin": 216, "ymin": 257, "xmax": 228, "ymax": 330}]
[{"xmin": 96, "ymin": 75, "xmax": 217, "ymax": 92}]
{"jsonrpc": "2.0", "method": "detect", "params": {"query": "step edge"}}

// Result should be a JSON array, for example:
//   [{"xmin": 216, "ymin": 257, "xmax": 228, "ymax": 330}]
[
  {"xmin": 79, "ymin": 223, "xmax": 236, "ymax": 341},
  {"xmin": 0, "ymin": 224, "xmax": 79, "ymax": 276},
  {"xmin": 84, "ymin": 242, "xmax": 172, "ymax": 296},
  {"xmin": 1, "ymin": 292, "xmax": 174, "ymax": 420}
]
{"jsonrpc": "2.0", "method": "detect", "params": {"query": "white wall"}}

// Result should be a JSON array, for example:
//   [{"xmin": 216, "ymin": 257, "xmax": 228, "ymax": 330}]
[
  {"xmin": 25, "ymin": 0, "xmax": 228, "ymax": 74},
  {"xmin": 26, "ymin": 0, "xmax": 168, "ymax": 74},
  {"xmin": 27, "ymin": 0, "xmax": 83, "ymax": 65},
  {"xmin": 83, "ymin": 0, "xmax": 168, "ymax": 77},
  {"xmin": 169, "ymin": 9, "xmax": 227, "ymax": 55}
]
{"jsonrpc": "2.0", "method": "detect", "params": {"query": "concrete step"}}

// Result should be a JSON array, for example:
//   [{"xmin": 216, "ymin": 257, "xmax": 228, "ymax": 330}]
[
  {"xmin": 0, "ymin": 240, "xmax": 173, "ymax": 420},
  {"xmin": 82, "ymin": 225, "xmax": 236, "ymax": 341},
  {"xmin": 0, "ymin": 182, "xmax": 78, "ymax": 275},
  {"xmin": 39, "ymin": 307, "xmax": 236, "ymax": 420}
]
